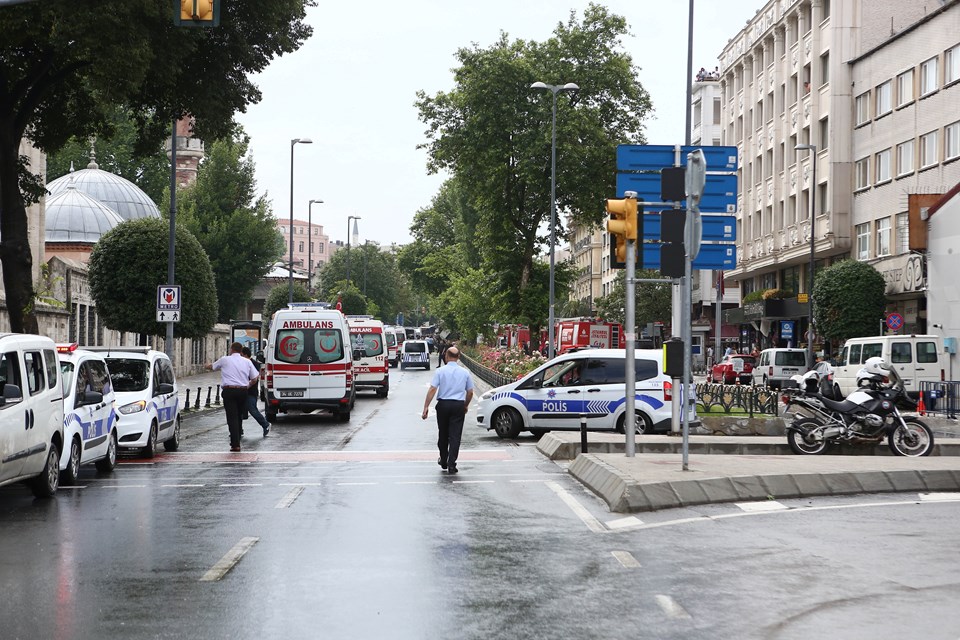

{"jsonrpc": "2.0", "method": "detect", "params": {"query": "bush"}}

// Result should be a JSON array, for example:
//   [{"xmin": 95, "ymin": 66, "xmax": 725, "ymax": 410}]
[{"xmin": 464, "ymin": 345, "xmax": 546, "ymax": 379}]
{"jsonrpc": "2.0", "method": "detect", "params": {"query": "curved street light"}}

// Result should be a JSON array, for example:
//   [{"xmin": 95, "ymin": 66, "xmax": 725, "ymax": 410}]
[
  {"xmin": 530, "ymin": 81, "xmax": 579, "ymax": 359},
  {"xmin": 289, "ymin": 137, "xmax": 313, "ymax": 304},
  {"xmin": 795, "ymin": 143, "xmax": 818, "ymax": 370},
  {"xmin": 308, "ymin": 199, "xmax": 324, "ymax": 294}
]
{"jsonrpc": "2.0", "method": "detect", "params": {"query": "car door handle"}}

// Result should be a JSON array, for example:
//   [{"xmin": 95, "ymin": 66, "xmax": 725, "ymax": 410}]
[
  {"xmin": 565, "ymin": 390, "xmax": 581, "ymax": 394},
  {"xmin": 586, "ymin": 388, "xmax": 602, "ymax": 393}
]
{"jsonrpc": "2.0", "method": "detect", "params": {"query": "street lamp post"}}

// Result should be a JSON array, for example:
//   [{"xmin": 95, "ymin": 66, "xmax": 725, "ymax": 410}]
[
  {"xmin": 346, "ymin": 215, "xmax": 361, "ymax": 287},
  {"xmin": 530, "ymin": 81, "xmax": 579, "ymax": 359},
  {"xmin": 308, "ymin": 199, "xmax": 324, "ymax": 294},
  {"xmin": 289, "ymin": 138, "xmax": 313, "ymax": 304},
  {"xmin": 795, "ymin": 143, "xmax": 818, "ymax": 369}
]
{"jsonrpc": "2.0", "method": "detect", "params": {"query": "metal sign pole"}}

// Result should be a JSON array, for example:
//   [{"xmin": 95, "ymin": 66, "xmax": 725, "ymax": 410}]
[
  {"xmin": 166, "ymin": 119, "xmax": 176, "ymax": 363},
  {"xmin": 624, "ymin": 207, "xmax": 637, "ymax": 457}
]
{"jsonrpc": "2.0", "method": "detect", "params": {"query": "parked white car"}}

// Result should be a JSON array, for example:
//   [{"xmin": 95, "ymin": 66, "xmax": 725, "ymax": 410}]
[{"xmin": 57, "ymin": 344, "xmax": 118, "ymax": 483}]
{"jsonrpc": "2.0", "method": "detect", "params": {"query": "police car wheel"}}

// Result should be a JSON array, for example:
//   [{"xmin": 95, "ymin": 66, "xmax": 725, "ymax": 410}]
[
  {"xmin": 62, "ymin": 437, "xmax": 82, "ymax": 486},
  {"xmin": 616, "ymin": 411, "xmax": 651, "ymax": 435},
  {"xmin": 96, "ymin": 430, "xmax": 118, "ymax": 473},
  {"xmin": 163, "ymin": 417, "xmax": 181, "ymax": 452},
  {"xmin": 142, "ymin": 422, "xmax": 158, "ymax": 458},
  {"xmin": 492, "ymin": 408, "xmax": 522, "ymax": 439}
]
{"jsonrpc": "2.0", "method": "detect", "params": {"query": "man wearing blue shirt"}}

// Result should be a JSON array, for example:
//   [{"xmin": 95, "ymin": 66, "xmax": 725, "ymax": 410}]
[{"xmin": 421, "ymin": 346, "xmax": 474, "ymax": 474}]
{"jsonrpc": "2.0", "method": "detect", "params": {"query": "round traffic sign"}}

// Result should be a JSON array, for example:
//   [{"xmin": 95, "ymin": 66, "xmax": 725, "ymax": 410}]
[{"xmin": 886, "ymin": 312, "xmax": 904, "ymax": 331}]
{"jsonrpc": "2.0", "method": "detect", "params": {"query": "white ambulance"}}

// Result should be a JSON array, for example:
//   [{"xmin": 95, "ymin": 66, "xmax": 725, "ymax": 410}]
[
  {"xmin": 262, "ymin": 304, "xmax": 356, "ymax": 422},
  {"xmin": 347, "ymin": 316, "xmax": 389, "ymax": 398},
  {"xmin": 382, "ymin": 325, "xmax": 401, "ymax": 368}
]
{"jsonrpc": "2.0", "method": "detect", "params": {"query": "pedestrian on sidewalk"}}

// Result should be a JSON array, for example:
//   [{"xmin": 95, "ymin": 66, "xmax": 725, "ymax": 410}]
[
  {"xmin": 206, "ymin": 341, "xmax": 260, "ymax": 452},
  {"xmin": 241, "ymin": 346, "xmax": 271, "ymax": 437},
  {"xmin": 421, "ymin": 346, "xmax": 474, "ymax": 474}
]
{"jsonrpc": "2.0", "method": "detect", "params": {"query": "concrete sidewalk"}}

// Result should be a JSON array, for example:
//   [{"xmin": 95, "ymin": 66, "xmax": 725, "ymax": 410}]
[
  {"xmin": 177, "ymin": 370, "xmax": 226, "ymax": 415},
  {"xmin": 537, "ymin": 433, "xmax": 960, "ymax": 513}
]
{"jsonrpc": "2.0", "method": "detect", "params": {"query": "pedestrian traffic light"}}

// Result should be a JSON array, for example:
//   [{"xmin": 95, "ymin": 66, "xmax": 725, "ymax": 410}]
[
  {"xmin": 659, "ymin": 209, "xmax": 686, "ymax": 278},
  {"xmin": 606, "ymin": 195, "xmax": 639, "ymax": 269},
  {"xmin": 174, "ymin": 0, "xmax": 220, "ymax": 27}
]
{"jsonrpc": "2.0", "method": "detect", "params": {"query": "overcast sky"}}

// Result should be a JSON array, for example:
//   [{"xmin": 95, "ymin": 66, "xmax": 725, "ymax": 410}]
[{"xmin": 236, "ymin": 0, "xmax": 762, "ymax": 247}]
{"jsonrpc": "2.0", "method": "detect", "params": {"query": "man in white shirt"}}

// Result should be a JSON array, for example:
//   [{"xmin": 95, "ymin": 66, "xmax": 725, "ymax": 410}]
[
  {"xmin": 206, "ymin": 341, "xmax": 260, "ymax": 452},
  {"xmin": 421, "ymin": 346, "xmax": 474, "ymax": 474}
]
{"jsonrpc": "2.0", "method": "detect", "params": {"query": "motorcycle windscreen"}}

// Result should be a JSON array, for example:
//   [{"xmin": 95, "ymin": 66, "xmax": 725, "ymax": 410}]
[{"xmin": 272, "ymin": 328, "xmax": 347, "ymax": 399}]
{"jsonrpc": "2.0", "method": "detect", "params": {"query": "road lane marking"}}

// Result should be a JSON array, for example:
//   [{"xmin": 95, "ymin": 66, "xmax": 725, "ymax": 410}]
[
  {"xmin": 220, "ymin": 483, "xmax": 263, "ymax": 487},
  {"xmin": 279, "ymin": 482, "xmax": 322, "ymax": 486},
  {"xmin": 606, "ymin": 516, "xmax": 644, "ymax": 530},
  {"xmin": 546, "ymin": 481, "xmax": 606, "ymax": 533},
  {"xmin": 275, "ymin": 486, "xmax": 304, "ymax": 509},
  {"xmin": 200, "ymin": 536, "xmax": 259, "ymax": 582},
  {"xmin": 611, "ymin": 551, "xmax": 641, "ymax": 568},
  {"xmin": 336, "ymin": 482, "xmax": 377, "ymax": 486},
  {"xmin": 655, "ymin": 595, "xmax": 692, "ymax": 619},
  {"xmin": 101, "ymin": 485, "xmax": 147, "ymax": 489},
  {"xmin": 452, "ymin": 480, "xmax": 495, "ymax": 484},
  {"xmin": 736, "ymin": 500, "xmax": 787, "ymax": 512},
  {"xmin": 162, "ymin": 484, "xmax": 205, "ymax": 488},
  {"xmin": 919, "ymin": 492, "xmax": 960, "ymax": 502},
  {"xmin": 396, "ymin": 481, "xmax": 436, "ymax": 485},
  {"xmin": 59, "ymin": 485, "xmax": 87, "ymax": 489}
]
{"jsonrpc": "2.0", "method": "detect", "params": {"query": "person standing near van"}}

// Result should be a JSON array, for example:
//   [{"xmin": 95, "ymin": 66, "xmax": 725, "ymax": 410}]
[
  {"xmin": 241, "ymin": 347, "xmax": 271, "ymax": 437},
  {"xmin": 206, "ymin": 342, "xmax": 259, "ymax": 452},
  {"xmin": 421, "ymin": 346, "xmax": 474, "ymax": 474}
]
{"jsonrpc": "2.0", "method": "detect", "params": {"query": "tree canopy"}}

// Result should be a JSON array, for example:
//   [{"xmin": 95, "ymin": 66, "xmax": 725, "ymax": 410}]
[
  {"xmin": 88, "ymin": 218, "xmax": 217, "ymax": 338},
  {"xmin": 813, "ymin": 259, "xmax": 887, "ymax": 343},
  {"xmin": 594, "ymin": 269, "xmax": 673, "ymax": 328},
  {"xmin": 318, "ymin": 243, "xmax": 409, "ymax": 323},
  {"xmin": 410, "ymin": 5, "xmax": 651, "ymax": 341},
  {"xmin": 0, "ymin": 0, "xmax": 312, "ymax": 332},
  {"xmin": 176, "ymin": 132, "xmax": 284, "ymax": 323}
]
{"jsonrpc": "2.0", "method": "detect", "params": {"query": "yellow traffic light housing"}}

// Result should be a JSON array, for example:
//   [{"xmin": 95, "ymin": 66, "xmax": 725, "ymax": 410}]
[
  {"xmin": 606, "ymin": 196, "xmax": 638, "ymax": 269},
  {"xmin": 175, "ymin": 0, "xmax": 220, "ymax": 27}
]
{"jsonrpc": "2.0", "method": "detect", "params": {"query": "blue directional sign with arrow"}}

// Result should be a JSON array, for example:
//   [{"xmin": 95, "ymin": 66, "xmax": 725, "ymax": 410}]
[
  {"xmin": 641, "ymin": 212, "xmax": 736, "ymax": 242},
  {"xmin": 616, "ymin": 173, "xmax": 737, "ymax": 213},
  {"xmin": 617, "ymin": 145, "xmax": 738, "ymax": 172},
  {"xmin": 640, "ymin": 242, "xmax": 737, "ymax": 270}
]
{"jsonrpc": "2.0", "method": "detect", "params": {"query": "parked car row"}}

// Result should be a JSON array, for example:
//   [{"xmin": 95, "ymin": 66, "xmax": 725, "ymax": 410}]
[{"xmin": 0, "ymin": 333, "xmax": 180, "ymax": 498}]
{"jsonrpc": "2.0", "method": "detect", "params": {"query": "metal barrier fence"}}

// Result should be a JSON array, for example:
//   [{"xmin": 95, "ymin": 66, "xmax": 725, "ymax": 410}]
[
  {"xmin": 459, "ymin": 353, "xmax": 514, "ymax": 388},
  {"xmin": 695, "ymin": 382, "xmax": 780, "ymax": 416},
  {"xmin": 919, "ymin": 381, "xmax": 960, "ymax": 418}
]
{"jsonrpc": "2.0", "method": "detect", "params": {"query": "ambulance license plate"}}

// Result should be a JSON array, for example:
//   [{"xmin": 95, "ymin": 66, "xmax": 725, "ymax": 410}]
[{"xmin": 280, "ymin": 390, "xmax": 304, "ymax": 397}]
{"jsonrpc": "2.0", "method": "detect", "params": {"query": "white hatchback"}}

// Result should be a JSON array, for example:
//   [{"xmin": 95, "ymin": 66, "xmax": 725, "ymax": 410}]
[
  {"xmin": 57, "ymin": 344, "xmax": 118, "ymax": 484},
  {"xmin": 476, "ymin": 349, "xmax": 674, "ymax": 439},
  {"xmin": 89, "ymin": 348, "xmax": 180, "ymax": 457}
]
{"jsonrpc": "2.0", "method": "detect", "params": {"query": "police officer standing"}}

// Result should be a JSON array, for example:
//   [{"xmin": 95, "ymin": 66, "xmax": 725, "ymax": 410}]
[{"xmin": 421, "ymin": 346, "xmax": 473, "ymax": 474}]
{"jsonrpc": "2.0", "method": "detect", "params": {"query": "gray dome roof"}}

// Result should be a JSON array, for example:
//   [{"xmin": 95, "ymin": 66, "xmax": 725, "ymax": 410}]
[
  {"xmin": 46, "ymin": 165, "xmax": 160, "ymax": 221},
  {"xmin": 45, "ymin": 187, "xmax": 125, "ymax": 244}
]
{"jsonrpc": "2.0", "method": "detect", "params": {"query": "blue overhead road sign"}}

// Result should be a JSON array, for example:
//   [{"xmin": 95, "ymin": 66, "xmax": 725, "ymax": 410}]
[
  {"xmin": 641, "ymin": 213, "xmax": 736, "ymax": 242},
  {"xmin": 617, "ymin": 145, "xmax": 738, "ymax": 172},
  {"xmin": 640, "ymin": 242, "xmax": 737, "ymax": 271},
  {"xmin": 616, "ymin": 173, "xmax": 737, "ymax": 213}
]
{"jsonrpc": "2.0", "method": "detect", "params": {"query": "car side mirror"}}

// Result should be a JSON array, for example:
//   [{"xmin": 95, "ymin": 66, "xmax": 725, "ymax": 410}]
[
  {"xmin": 81, "ymin": 390, "xmax": 104, "ymax": 406},
  {"xmin": 533, "ymin": 379, "xmax": 543, "ymax": 389},
  {"xmin": 256, "ymin": 350, "xmax": 265, "ymax": 361},
  {"xmin": 1, "ymin": 384, "xmax": 23, "ymax": 406},
  {"xmin": 353, "ymin": 349, "xmax": 365, "ymax": 361},
  {"xmin": 155, "ymin": 382, "xmax": 174, "ymax": 396}
]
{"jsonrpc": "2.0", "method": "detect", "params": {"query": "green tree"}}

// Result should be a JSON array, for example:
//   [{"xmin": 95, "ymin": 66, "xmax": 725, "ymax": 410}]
[
  {"xmin": 813, "ymin": 259, "xmax": 887, "ymax": 343},
  {"xmin": 319, "ymin": 244, "xmax": 407, "ymax": 322},
  {"xmin": 415, "ymin": 4, "xmax": 651, "ymax": 332},
  {"xmin": 262, "ymin": 283, "xmax": 312, "ymax": 328},
  {"xmin": 46, "ymin": 106, "xmax": 170, "ymax": 206},
  {"xmin": 89, "ymin": 218, "xmax": 217, "ymax": 338},
  {"xmin": 594, "ymin": 269, "xmax": 673, "ymax": 328},
  {"xmin": 177, "ymin": 132, "xmax": 284, "ymax": 323},
  {"xmin": 0, "ymin": 0, "xmax": 312, "ymax": 333}
]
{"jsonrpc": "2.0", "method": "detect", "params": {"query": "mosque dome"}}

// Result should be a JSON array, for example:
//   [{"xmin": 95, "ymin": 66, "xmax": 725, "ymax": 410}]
[
  {"xmin": 46, "ymin": 154, "xmax": 161, "ymax": 221},
  {"xmin": 45, "ymin": 186, "xmax": 125, "ymax": 244}
]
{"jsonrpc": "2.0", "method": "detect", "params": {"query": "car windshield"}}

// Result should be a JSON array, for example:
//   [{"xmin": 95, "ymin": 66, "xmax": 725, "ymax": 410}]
[
  {"xmin": 59, "ymin": 361, "xmax": 75, "ymax": 397},
  {"xmin": 351, "ymin": 332, "xmax": 384, "ymax": 357},
  {"xmin": 105, "ymin": 358, "xmax": 150, "ymax": 392}
]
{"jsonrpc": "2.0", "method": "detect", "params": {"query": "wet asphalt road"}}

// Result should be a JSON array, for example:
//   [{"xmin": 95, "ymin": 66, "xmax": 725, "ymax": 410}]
[{"xmin": 2, "ymin": 364, "xmax": 960, "ymax": 639}]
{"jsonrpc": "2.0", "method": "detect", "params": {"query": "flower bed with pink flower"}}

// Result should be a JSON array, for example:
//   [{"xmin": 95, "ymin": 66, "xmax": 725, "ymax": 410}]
[{"xmin": 462, "ymin": 345, "xmax": 547, "ymax": 380}]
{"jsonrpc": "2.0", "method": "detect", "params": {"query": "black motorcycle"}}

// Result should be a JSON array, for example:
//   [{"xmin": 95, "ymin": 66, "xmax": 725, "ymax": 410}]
[{"xmin": 782, "ymin": 367, "xmax": 934, "ymax": 456}]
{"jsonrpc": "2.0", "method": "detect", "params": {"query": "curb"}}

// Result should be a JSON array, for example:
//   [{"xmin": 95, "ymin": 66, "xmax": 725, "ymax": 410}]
[{"xmin": 568, "ymin": 453, "xmax": 960, "ymax": 513}]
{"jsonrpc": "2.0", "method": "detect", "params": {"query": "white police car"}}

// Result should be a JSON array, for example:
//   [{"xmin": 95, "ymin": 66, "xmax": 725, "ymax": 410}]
[
  {"xmin": 476, "ymin": 349, "xmax": 674, "ymax": 439},
  {"xmin": 88, "ymin": 347, "xmax": 180, "ymax": 457},
  {"xmin": 57, "ymin": 344, "xmax": 118, "ymax": 484}
]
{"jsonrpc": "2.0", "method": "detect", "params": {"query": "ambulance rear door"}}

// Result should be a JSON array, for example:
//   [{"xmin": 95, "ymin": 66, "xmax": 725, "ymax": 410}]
[{"xmin": 271, "ymin": 321, "xmax": 348, "ymax": 402}]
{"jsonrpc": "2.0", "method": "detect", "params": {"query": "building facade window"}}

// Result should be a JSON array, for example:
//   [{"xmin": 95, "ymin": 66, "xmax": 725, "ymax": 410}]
[
  {"xmin": 298, "ymin": 241, "xmax": 304, "ymax": 252},
  {"xmin": 897, "ymin": 140, "xmax": 915, "ymax": 176},
  {"xmin": 319, "ymin": 244, "xmax": 324, "ymax": 254},
  {"xmin": 875, "ymin": 80, "xmax": 892, "ymax": 116},
  {"xmin": 946, "ymin": 45, "xmax": 960, "ymax": 85},
  {"xmin": 920, "ymin": 130, "xmax": 938, "ymax": 168},
  {"xmin": 819, "ymin": 116, "xmax": 829, "ymax": 149},
  {"xmin": 875, "ymin": 148, "xmax": 892, "ymax": 182},
  {"xmin": 946, "ymin": 121, "xmax": 960, "ymax": 161},
  {"xmin": 897, "ymin": 69, "xmax": 914, "ymax": 107},
  {"xmin": 856, "ymin": 223, "xmax": 870, "ymax": 260},
  {"xmin": 895, "ymin": 212, "xmax": 909, "ymax": 254},
  {"xmin": 855, "ymin": 157, "xmax": 870, "ymax": 190},
  {"xmin": 855, "ymin": 92, "xmax": 870, "ymax": 125},
  {"xmin": 820, "ymin": 52, "xmax": 830, "ymax": 85},
  {"xmin": 876, "ymin": 218, "xmax": 891, "ymax": 257},
  {"xmin": 921, "ymin": 56, "xmax": 938, "ymax": 96}
]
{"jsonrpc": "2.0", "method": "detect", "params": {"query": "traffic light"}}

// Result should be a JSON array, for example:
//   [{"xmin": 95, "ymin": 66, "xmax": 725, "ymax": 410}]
[
  {"xmin": 659, "ymin": 209, "xmax": 686, "ymax": 278},
  {"xmin": 606, "ymin": 196, "xmax": 639, "ymax": 269},
  {"xmin": 175, "ymin": 0, "xmax": 220, "ymax": 27},
  {"xmin": 663, "ymin": 338, "xmax": 684, "ymax": 378}
]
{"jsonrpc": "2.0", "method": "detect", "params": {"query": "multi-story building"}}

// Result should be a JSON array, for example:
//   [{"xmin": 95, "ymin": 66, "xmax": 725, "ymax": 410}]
[
  {"xmin": 276, "ymin": 217, "xmax": 338, "ymax": 290},
  {"xmin": 567, "ymin": 218, "xmax": 603, "ymax": 312},
  {"xmin": 849, "ymin": 0, "xmax": 960, "ymax": 334}
]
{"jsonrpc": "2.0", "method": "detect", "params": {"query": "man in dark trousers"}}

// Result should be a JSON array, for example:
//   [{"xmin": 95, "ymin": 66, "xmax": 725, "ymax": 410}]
[
  {"xmin": 206, "ymin": 341, "xmax": 260, "ymax": 452},
  {"xmin": 421, "ymin": 346, "xmax": 474, "ymax": 474}
]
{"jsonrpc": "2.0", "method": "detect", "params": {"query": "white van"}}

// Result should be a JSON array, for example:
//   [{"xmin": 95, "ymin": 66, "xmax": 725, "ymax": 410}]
[
  {"xmin": 757, "ymin": 348, "xmax": 808, "ymax": 389},
  {"xmin": 262, "ymin": 304, "xmax": 355, "ymax": 421},
  {"xmin": 0, "ymin": 334, "xmax": 64, "ymax": 497},
  {"xmin": 347, "ymin": 316, "xmax": 389, "ymax": 398},
  {"xmin": 835, "ymin": 335, "xmax": 945, "ymax": 397},
  {"xmin": 382, "ymin": 325, "xmax": 401, "ymax": 368}
]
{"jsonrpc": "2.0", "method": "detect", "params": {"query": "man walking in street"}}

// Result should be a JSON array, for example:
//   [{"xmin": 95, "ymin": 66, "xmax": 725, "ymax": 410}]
[
  {"xmin": 421, "ymin": 346, "xmax": 474, "ymax": 474},
  {"xmin": 206, "ymin": 341, "xmax": 260, "ymax": 452},
  {"xmin": 241, "ymin": 346, "xmax": 271, "ymax": 437}
]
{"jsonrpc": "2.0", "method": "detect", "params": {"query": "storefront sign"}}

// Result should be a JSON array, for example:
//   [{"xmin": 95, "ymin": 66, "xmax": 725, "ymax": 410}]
[{"xmin": 874, "ymin": 253, "xmax": 925, "ymax": 295}]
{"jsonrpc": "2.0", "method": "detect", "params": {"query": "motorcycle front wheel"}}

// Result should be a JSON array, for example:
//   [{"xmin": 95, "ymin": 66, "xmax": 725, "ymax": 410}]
[
  {"xmin": 888, "ymin": 418, "xmax": 934, "ymax": 457},
  {"xmin": 787, "ymin": 418, "xmax": 829, "ymax": 455}
]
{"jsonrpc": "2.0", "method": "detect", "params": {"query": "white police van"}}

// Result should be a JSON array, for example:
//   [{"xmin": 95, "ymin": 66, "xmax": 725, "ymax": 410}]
[
  {"xmin": 476, "ymin": 349, "xmax": 673, "ymax": 439},
  {"xmin": 57, "ymin": 343, "xmax": 118, "ymax": 483}
]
